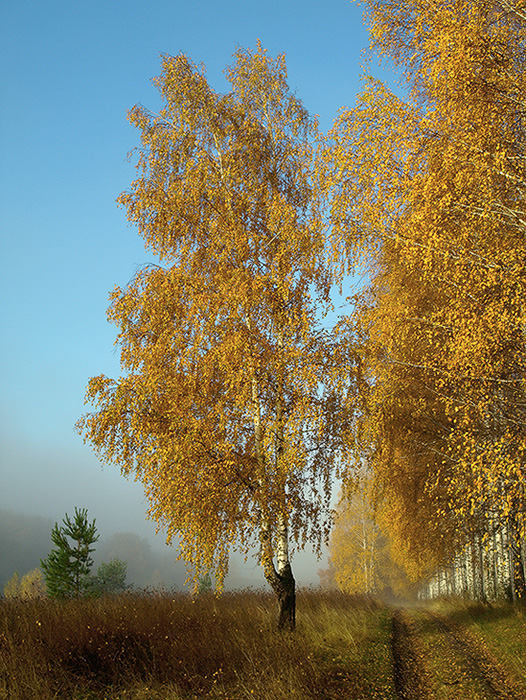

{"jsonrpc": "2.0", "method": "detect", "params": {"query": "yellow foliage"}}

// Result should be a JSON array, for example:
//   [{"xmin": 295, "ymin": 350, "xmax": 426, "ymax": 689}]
[
  {"xmin": 77, "ymin": 45, "xmax": 354, "ymax": 595},
  {"xmin": 4, "ymin": 568, "xmax": 46, "ymax": 599},
  {"xmin": 327, "ymin": 0, "xmax": 526, "ymax": 578}
]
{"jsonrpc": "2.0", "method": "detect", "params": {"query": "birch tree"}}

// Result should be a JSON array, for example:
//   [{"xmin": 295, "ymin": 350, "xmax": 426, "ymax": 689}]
[
  {"xmin": 77, "ymin": 45, "xmax": 351, "ymax": 628},
  {"xmin": 329, "ymin": 488, "xmax": 381, "ymax": 594}
]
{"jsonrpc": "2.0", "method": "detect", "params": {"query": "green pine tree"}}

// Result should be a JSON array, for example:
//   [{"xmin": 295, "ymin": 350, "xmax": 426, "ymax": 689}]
[{"xmin": 40, "ymin": 507, "xmax": 99, "ymax": 598}]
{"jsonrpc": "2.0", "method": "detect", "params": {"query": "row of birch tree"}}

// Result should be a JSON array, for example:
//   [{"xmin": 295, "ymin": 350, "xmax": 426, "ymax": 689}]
[{"xmin": 328, "ymin": 0, "xmax": 526, "ymax": 602}]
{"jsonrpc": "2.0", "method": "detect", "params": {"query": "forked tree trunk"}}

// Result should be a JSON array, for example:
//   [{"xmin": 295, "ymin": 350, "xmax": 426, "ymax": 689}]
[
  {"xmin": 274, "ymin": 561, "xmax": 296, "ymax": 630},
  {"xmin": 250, "ymin": 327, "xmax": 296, "ymax": 629},
  {"xmin": 260, "ymin": 514, "xmax": 296, "ymax": 630},
  {"xmin": 262, "ymin": 554, "xmax": 296, "ymax": 630}
]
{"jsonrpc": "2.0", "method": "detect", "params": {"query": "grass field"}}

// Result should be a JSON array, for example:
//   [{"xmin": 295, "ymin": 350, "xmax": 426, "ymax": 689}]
[
  {"xmin": 0, "ymin": 590, "xmax": 523, "ymax": 700},
  {"xmin": 428, "ymin": 598, "xmax": 526, "ymax": 690}
]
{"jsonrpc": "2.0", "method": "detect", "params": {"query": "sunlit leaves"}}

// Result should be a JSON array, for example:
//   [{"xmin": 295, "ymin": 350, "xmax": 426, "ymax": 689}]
[
  {"xmin": 78, "ymin": 45, "xmax": 350, "ymax": 592},
  {"xmin": 329, "ymin": 0, "xmax": 526, "ymax": 580}
]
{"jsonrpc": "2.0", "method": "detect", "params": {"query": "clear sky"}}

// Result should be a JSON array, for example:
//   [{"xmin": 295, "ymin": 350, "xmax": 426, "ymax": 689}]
[{"xmin": 1, "ymin": 0, "xmax": 374, "ymax": 587}]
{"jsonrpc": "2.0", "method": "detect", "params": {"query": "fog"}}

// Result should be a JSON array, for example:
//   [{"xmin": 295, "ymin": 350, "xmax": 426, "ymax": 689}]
[
  {"xmin": 1, "ymin": 421, "xmax": 328, "ymax": 593},
  {"xmin": 1, "ymin": 506, "xmax": 327, "ymax": 594}
]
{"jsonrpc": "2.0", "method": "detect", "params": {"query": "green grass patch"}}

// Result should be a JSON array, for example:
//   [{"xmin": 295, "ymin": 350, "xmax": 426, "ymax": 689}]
[
  {"xmin": 298, "ymin": 595, "xmax": 396, "ymax": 699},
  {"xmin": 414, "ymin": 609, "xmax": 490, "ymax": 700},
  {"xmin": 432, "ymin": 599, "xmax": 526, "ymax": 689}
]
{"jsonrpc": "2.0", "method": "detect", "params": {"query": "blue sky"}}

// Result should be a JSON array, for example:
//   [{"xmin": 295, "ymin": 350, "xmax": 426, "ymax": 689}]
[{"xmin": 1, "ymin": 0, "xmax": 374, "ymax": 586}]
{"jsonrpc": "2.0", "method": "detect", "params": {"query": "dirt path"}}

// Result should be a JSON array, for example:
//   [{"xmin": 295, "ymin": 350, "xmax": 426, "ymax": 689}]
[
  {"xmin": 391, "ymin": 609, "xmax": 433, "ymax": 700},
  {"xmin": 391, "ymin": 608, "xmax": 524, "ymax": 700}
]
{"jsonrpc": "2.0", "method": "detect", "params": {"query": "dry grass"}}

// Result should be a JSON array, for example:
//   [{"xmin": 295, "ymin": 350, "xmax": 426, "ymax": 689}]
[{"xmin": 0, "ymin": 590, "xmax": 395, "ymax": 700}]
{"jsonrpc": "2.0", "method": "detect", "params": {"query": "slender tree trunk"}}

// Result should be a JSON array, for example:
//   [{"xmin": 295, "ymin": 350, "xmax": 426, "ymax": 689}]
[
  {"xmin": 451, "ymin": 557, "xmax": 456, "ymax": 597},
  {"xmin": 361, "ymin": 513, "xmax": 369, "ymax": 593},
  {"xmin": 508, "ymin": 517, "xmax": 526, "ymax": 602},
  {"xmin": 477, "ymin": 535, "xmax": 487, "ymax": 603},
  {"xmin": 272, "ymin": 324, "xmax": 296, "ymax": 630},
  {"xmin": 461, "ymin": 547, "xmax": 468, "ymax": 597},
  {"xmin": 507, "ymin": 522, "xmax": 517, "ymax": 602},
  {"xmin": 491, "ymin": 526, "xmax": 499, "ymax": 600},
  {"xmin": 260, "ymin": 515, "xmax": 296, "ymax": 630},
  {"xmin": 251, "ymin": 360, "xmax": 296, "ymax": 630},
  {"xmin": 498, "ymin": 523, "xmax": 507, "ymax": 599}
]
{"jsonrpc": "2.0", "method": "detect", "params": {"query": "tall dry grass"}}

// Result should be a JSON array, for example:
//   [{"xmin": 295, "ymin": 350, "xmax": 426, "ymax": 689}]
[{"xmin": 0, "ymin": 589, "xmax": 395, "ymax": 700}]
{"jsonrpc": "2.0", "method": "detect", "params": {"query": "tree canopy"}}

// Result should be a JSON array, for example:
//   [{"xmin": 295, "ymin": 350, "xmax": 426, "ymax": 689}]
[
  {"xmin": 78, "ymin": 44, "xmax": 353, "ymax": 628},
  {"xmin": 79, "ymin": 0, "xmax": 526, "ymax": 611},
  {"xmin": 328, "ymin": 0, "xmax": 526, "ymax": 593}
]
